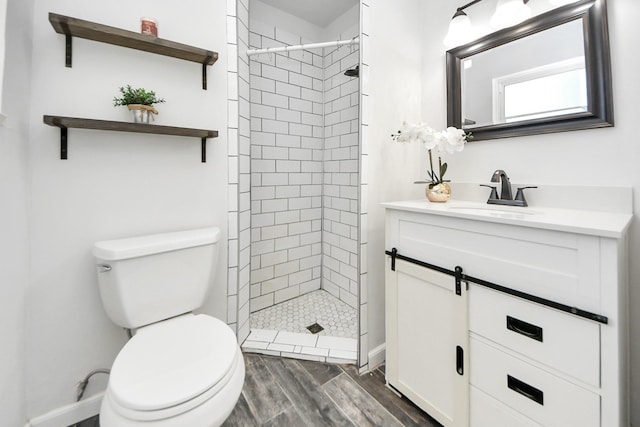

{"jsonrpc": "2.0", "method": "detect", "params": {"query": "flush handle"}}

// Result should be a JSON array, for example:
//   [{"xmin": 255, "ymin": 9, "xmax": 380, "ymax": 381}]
[{"xmin": 97, "ymin": 264, "xmax": 112, "ymax": 273}]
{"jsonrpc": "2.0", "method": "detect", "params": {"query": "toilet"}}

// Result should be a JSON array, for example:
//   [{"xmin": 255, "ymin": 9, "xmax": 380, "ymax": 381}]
[{"xmin": 93, "ymin": 227, "xmax": 244, "ymax": 427}]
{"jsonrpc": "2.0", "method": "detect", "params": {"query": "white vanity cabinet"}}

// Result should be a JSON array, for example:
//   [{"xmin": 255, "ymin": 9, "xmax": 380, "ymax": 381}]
[{"xmin": 383, "ymin": 200, "xmax": 631, "ymax": 427}]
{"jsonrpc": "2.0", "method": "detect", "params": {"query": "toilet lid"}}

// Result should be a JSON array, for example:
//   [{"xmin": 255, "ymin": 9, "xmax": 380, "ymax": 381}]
[{"xmin": 109, "ymin": 314, "xmax": 238, "ymax": 411}]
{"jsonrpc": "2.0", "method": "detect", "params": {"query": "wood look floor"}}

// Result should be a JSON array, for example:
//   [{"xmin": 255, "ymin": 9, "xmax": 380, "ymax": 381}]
[
  {"xmin": 223, "ymin": 353, "xmax": 441, "ymax": 426},
  {"xmin": 73, "ymin": 352, "xmax": 441, "ymax": 427}
]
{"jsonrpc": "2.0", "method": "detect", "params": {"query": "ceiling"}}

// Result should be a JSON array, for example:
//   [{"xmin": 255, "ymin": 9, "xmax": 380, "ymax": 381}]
[{"xmin": 257, "ymin": 0, "xmax": 359, "ymax": 28}]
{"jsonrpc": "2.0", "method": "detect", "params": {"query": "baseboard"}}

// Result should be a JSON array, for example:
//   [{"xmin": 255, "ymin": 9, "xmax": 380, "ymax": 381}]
[
  {"xmin": 26, "ymin": 392, "xmax": 103, "ymax": 427},
  {"xmin": 368, "ymin": 343, "xmax": 386, "ymax": 370}
]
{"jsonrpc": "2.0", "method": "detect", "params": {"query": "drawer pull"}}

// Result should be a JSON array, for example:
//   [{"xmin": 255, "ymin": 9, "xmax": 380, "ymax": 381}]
[
  {"xmin": 507, "ymin": 375, "xmax": 544, "ymax": 405},
  {"xmin": 506, "ymin": 315, "xmax": 543, "ymax": 342},
  {"xmin": 456, "ymin": 345, "xmax": 464, "ymax": 375}
]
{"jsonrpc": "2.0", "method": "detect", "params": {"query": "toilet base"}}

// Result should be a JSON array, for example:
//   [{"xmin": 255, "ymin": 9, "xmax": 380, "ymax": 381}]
[{"xmin": 100, "ymin": 347, "xmax": 245, "ymax": 427}]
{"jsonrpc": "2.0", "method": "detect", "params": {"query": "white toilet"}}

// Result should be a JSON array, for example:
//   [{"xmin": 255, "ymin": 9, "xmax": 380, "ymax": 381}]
[{"xmin": 93, "ymin": 227, "xmax": 244, "ymax": 427}]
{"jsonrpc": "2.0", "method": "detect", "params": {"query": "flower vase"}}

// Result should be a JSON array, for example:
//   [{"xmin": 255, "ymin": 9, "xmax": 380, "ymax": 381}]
[{"xmin": 426, "ymin": 183, "xmax": 451, "ymax": 203}]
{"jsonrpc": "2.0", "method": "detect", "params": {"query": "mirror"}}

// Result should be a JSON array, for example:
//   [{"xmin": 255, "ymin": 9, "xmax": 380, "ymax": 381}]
[{"xmin": 446, "ymin": 0, "xmax": 613, "ymax": 141}]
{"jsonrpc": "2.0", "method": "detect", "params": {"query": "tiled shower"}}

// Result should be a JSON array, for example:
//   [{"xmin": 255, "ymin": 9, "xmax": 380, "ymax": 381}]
[{"xmin": 244, "ymin": 2, "xmax": 361, "ymax": 361}]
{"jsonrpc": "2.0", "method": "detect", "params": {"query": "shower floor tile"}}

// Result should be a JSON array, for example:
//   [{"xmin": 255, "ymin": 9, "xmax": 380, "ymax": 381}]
[
  {"xmin": 244, "ymin": 290, "xmax": 358, "ymax": 364},
  {"xmin": 249, "ymin": 290, "xmax": 357, "ymax": 339}
]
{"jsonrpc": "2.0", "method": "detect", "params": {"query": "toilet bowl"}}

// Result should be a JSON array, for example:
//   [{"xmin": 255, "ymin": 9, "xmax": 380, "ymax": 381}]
[
  {"xmin": 99, "ymin": 314, "xmax": 244, "ymax": 427},
  {"xmin": 93, "ymin": 227, "xmax": 244, "ymax": 427}
]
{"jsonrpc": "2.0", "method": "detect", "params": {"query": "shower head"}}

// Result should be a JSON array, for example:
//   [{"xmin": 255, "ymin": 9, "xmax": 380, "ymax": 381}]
[{"xmin": 344, "ymin": 65, "xmax": 359, "ymax": 77}]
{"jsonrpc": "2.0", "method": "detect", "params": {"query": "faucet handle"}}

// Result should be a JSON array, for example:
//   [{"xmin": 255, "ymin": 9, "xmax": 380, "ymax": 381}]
[
  {"xmin": 514, "ymin": 186, "xmax": 538, "ymax": 207},
  {"xmin": 480, "ymin": 184, "xmax": 498, "ymax": 200}
]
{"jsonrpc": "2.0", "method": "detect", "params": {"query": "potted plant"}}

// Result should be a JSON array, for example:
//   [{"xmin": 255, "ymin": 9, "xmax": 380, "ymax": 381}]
[{"xmin": 113, "ymin": 85, "xmax": 166, "ymax": 124}]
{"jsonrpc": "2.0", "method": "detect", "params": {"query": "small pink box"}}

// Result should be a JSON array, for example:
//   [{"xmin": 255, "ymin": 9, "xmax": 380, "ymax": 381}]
[{"xmin": 141, "ymin": 18, "xmax": 158, "ymax": 37}]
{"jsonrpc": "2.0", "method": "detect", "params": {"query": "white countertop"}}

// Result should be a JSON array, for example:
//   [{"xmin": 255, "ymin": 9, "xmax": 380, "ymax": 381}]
[{"xmin": 382, "ymin": 199, "xmax": 633, "ymax": 238}]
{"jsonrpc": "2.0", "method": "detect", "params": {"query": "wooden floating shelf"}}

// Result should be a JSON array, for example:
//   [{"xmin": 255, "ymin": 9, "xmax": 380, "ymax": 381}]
[
  {"xmin": 48, "ymin": 13, "xmax": 219, "ymax": 89},
  {"xmin": 43, "ymin": 115, "xmax": 218, "ymax": 162}
]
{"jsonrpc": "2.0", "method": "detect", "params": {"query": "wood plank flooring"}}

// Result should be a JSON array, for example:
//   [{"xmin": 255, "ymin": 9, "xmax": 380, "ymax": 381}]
[
  {"xmin": 73, "ymin": 352, "xmax": 441, "ymax": 427},
  {"xmin": 223, "ymin": 353, "xmax": 441, "ymax": 426}
]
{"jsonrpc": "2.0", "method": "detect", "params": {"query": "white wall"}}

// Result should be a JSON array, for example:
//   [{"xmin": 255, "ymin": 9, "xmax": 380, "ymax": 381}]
[
  {"xmin": 364, "ymin": 0, "xmax": 425, "ymax": 362},
  {"xmin": 421, "ymin": 0, "xmax": 640, "ymax": 424},
  {"xmin": 24, "ymin": 0, "xmax": 228, "ymax": 419},
  {"xmin": 0, "ymin": 1, "xmax": 33, "ymax": 424}
]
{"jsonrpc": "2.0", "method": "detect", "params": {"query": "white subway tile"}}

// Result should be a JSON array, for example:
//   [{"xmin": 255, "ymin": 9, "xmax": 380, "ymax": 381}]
[
  {"xmin": 288, "ymin": 173, "xmax": 312, "ymax": 185},
  {"xmin": 276, "ymin": 81, "xmax": 301, "ymax": 98},
  {"xmin": 262, "ymin": 119, "xmax": 289, "ymax": 134},
  {"xmin": 262, "ymin": 64, "xmax": 289, "ymax": 82},
  {"xmin": 252, "ymin": 103, "xmax": 276, "ymax": 119},
  {"xmin": 276, "ymin": 134, "xmax": 301, "ymax": 147},
  {"xmin": 274, "ymin": 285, "xmax": 300, "ymax": 304},
  {"xmin": 274, "ymin": 260, "xmax": 300, "ymax": 276},
  {"xmin": 261, "ymin": 173, "xmax": 289, "ymax": 186},
  {"xmin": 275, "ymin": 210, "xmax": 300, "ymax": 224},
  {"xmin": 288, "ymin": 245, "xmax": 312, "ymax": 260},
  {"xmin": 289, "ymin": 72, "xmax": 313, "ymax": 89},
  {"xmin": 276, "ymin": 160, "xmax": 301, "ymax": 173},
  {"xmin": 261, "ymin": 224, "xmax": 289, "ymax": 240},
  {"xmin": 274, "ymin": 236, "xmax": 301, "ymax": 251},
  {"xmin": 261, "ymin": 276, "xmax": 289, "ymax": 294},
  {"xmin": 276, "ymin": 55, "xmax": 302, "ymax": 73},
  {"xmin": 251, "ymin": 213, "xmax": 275, "ymax": 228},
  {"xmin": 252, "ymin": 186, "xmax": 275, "ymax": 200},
  {"xmin": 262, "ymin": 146, "xmax": 289, "ymax": 160},
  {"xmin": 276, "ymin": 108, "xmax": 302, "ymax": 123},
  {"xmin": 275, "ymin": 185, "xmax": 301, "ymax": 199},
  {"xmin": 290, "ymin": 98, "xmax": 313, "ymax": 113},
  {"xmin": 262, "ymin": 199, "xmax": 288, "ymax": 213}
]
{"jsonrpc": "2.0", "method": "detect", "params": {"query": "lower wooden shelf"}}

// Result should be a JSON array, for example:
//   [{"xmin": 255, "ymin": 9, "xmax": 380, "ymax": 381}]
[{"xmin": 43, "ymin": 115, "xmax": 219, "ymax": 162}]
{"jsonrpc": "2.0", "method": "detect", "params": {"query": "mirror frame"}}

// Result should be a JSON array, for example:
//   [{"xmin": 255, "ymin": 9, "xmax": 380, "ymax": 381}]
[{"xmin": 446, "ymin": 0, "xmax": 613, "ymax": 141}]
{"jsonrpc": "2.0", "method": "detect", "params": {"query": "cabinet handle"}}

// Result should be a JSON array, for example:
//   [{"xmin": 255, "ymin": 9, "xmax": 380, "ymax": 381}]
[
  {"xmin": 506, "ymin": 315, "xmax": 543, "ymax": 342},
  {"xmin": 507, "ymin": 375, "xmax": 544, "ymax": 405},
  {"xmin": 456, "ymin": 346, "xmax": 464, "ymax": 375}
]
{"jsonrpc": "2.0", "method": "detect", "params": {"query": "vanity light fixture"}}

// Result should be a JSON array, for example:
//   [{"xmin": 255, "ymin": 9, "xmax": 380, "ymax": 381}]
[
  {"xmin": 490, "ymin": 0, "xmax": 532, "ymax": 29},
  {"xmin": 443, "ymin": 0, "xmax": 483, "ymax": 48}
]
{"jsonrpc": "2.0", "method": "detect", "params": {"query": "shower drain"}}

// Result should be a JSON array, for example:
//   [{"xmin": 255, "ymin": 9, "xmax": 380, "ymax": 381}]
[{"xmin": 306, "ymin": 322, "xmax": 324, "ymax": 334}]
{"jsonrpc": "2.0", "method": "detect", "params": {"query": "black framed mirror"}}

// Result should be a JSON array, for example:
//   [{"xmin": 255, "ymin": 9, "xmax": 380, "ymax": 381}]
[{"xmin": 446, "ymin": 0, "xmax": 612, "ymax": 141}]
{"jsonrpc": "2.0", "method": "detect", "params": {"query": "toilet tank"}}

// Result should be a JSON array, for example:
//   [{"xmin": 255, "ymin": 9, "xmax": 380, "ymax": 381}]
[{"xmin": 93, "ymin": 227, "xmax": 221, "ymax": 329}]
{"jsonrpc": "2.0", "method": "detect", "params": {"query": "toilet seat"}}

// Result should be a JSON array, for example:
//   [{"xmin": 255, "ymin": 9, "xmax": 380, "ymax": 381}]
[{"xmin": 107, "ymin": 314, "xmax": 240, "ymax": 421}]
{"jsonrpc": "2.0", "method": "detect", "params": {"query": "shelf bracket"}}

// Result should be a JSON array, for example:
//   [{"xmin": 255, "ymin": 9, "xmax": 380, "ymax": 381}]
[
  {"xmin": 60, "ymin": 126, "xmax": 68, "ymax": 159},
  {"xmin": 201, "ymin": 138, "xmax": 207, "ymax": 163},
  {"xmin": 60, "ymin": 22, "xmax": 72, "ymax": 67},
  {"xmin": 202, "ymin": 55, "xmax": 213, "ymax": 90}
]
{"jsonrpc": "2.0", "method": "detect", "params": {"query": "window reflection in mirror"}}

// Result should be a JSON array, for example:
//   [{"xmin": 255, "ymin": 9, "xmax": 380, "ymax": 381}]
[{"xmin": 461, "ymin": 19, "xmax": 585, "ymax": 129}]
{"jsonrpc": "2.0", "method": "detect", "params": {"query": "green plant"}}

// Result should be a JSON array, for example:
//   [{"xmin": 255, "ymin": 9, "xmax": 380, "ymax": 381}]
[{"xmin": 113, "ymin": 85, "xmax": 166, "ymax": 107}]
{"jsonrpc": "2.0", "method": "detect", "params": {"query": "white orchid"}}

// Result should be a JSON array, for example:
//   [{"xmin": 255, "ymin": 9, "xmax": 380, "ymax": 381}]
[{"xmin": 392, "ymin": 122, "xmax": 471, "ymax": 184}]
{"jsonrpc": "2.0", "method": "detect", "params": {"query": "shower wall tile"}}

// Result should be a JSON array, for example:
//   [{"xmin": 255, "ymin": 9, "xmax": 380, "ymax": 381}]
[
  {"xmin": 249, "ymin": 25, "xmax": 324, "ymax": 312},
  {"xmin": 322, "ymin": 43, "xmax": 360, "ymax": 309}
]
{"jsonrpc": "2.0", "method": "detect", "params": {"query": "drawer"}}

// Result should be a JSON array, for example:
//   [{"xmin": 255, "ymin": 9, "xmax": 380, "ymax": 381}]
[
  {"xmin": 469, "ymin": 285, "xmax": 600, "ymax": 387},
  {"xmin": 471, "ymin": 386, "xmax": 541, "ymax": 427},
  {"xmin": 470, "ymin": 337, "xmax": 600, "ymax": 427}
]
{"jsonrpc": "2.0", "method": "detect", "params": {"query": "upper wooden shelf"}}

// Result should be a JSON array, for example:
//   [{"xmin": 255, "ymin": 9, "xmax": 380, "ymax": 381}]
[
  {"xmin": 43, "ymin": 115, "xmax": 219, "ymax": 162},
  {"xmin": 48, "ymin": 13, "xmax": 219, "ymax": 89}
]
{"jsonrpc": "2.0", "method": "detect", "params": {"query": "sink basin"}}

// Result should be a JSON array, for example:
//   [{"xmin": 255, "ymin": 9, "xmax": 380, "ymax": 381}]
[{"xmin": 446, "ymin": 205, "xmax": 539, "ymax": 219}]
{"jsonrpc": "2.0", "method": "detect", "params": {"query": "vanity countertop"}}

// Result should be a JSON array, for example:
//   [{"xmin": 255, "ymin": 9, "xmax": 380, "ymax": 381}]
[{"xmin": 382, "ymin": 200, "xmax": 633, "ymax": 238}]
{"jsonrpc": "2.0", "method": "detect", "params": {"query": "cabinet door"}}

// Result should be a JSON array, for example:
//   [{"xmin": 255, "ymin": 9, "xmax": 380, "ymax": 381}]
[{"xmin": 385, "ymin": 257, "xmax": 469, "ymax": 427}]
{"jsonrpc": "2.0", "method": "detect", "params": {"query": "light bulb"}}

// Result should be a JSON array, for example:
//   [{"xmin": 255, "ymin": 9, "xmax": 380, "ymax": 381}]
[{"xmin": 490, "ymin": 0, "xmax": 532, "ymax": 29}]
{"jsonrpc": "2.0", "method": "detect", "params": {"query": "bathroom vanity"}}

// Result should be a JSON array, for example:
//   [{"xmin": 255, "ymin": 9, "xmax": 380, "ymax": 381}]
[{"xmin": 383, "ymin": 199, "xmax": 632, "ymax": 427}]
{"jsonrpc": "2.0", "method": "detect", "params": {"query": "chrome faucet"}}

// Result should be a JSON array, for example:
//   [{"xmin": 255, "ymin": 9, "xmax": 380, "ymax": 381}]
[
  {"xmin": 480, "ymin": 169, "xmax": 537, "ymax": 207},
  {"xmin": 491, "ymin": 169, "xmax": 512, "ymax": 201}
]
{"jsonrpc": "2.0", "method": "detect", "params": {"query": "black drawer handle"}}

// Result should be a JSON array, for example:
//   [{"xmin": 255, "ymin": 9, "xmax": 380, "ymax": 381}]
[
  {"xmin": 507, "ymin": 375, "xmax": 544, "ymax": 405},
  {"xmin": 506, "ymin": 315, "xmax": 543, "ymax": 342},
  {"xmin": 456, "ymin": 346, "xmax": 464, "ymax": 375}
]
